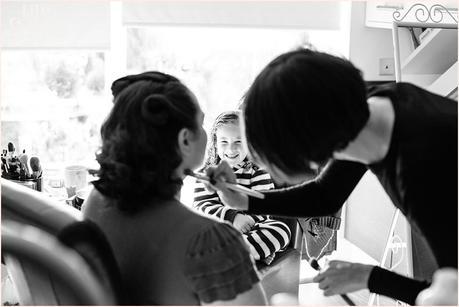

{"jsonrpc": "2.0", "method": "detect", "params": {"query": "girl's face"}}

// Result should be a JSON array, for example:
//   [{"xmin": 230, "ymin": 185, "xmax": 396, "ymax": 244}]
[{"xmin": 216, "ymin": 122, "xmax": 247, "ymax": 167}]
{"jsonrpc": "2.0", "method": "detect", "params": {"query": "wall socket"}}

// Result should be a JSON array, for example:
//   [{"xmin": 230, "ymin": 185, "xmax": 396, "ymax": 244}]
[{"xmin": 379, "ymin": 58, "xmax": 395, "ymax": 75}]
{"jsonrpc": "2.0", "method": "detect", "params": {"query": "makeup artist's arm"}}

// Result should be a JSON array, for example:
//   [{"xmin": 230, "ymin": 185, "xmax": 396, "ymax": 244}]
[
  {"xmin": 249, "ymin": 160, "xmax": 367, "ymax": 217},
  {"xmin": 207, "ymin": 160, "xmax": 367, "ymax": 217},
  {"xmin": 313, "ymin": 260, "xmax": 430, "ymax": 305}
]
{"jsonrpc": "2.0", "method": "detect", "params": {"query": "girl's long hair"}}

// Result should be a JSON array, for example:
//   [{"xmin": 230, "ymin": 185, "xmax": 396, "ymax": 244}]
[{"xmin": 203, "ymin": 111, "xmax": 240, "ymax": 169}]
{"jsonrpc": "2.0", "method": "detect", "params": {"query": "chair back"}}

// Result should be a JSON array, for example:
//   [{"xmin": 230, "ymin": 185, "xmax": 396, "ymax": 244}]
[
  {"xmin": 1, "ymin": 179, "xmax": 124, "ymax": 304},
  {"xmin": 1, "ymin": 178, "xmax": 81, "ymax": 234},
  {"xmin": 57, "ymin": 220, "xmax": 127, "ymax": 304},
  {"xmin": 2, "ymin": 221, "xmax": 117, "ymax": 305}
]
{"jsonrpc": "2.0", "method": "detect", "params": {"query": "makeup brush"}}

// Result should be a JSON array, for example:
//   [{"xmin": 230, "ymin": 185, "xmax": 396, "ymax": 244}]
[
  {"xmin": 309, "ymin": 258, "xmax": 356, "ymax": 306},
  {"xmin": 29, "ymin": 156, "xmax": 42, "ymax": 179},
  {"xmin": 7, "ymin": 142, "xmax": 15, "ymax": 159},
  {"xmin": 18, "ymin": 150, "xmax": 30, "ymax": 177},
  {"xmin": 184, "ymin": 169, "xmax": 265, "ymax": 199},
  {"xmin": 1, "ymin": 160, "xmax": 8, "ymax": 174},
  {"xmin": 1, "ymin": 154, "xmax": 9, "ymax": 173}
]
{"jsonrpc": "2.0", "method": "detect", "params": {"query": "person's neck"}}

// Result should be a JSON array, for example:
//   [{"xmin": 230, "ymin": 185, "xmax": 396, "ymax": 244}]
[
  {"xmin": 231, "ymin": 160, "xmax": 247, "ymax": 169},
  {"xmin": 172, "ymin": 166, "xmax": 185, "ymax": 201},
  {"xmin": 334, "ymin": 96, "xmax": 395, "ymax": 165}
]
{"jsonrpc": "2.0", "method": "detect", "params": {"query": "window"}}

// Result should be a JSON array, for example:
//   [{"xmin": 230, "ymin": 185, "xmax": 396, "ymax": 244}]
[
  {"xmin": 1, "ymin": 16, "xmax": 346, "ymax": 203},
  {"xmin": 126, "ymin": 26, "xmax": 346, "ymax": 131},
  {"xmin": 1, "ymin": 51, "xmax": 110, "ymax": 171},
  {"xmin": 125, "ymin": 26, "xmax": 346, "ymax": 205}
]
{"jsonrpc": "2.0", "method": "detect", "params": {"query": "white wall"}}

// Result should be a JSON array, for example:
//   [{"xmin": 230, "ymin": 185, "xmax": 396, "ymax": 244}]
[
  {"xmin": 1, "ymin": 1, "xmax": 110, "ymax": 49},
  {"xmin": 345, "ymin": 3, "xmax": 398, "ymax": 261},
  {"xmin": 122, "ymin": 1, "xmax": 342, "ymax": 29},
  {"xmin": 348, "ymin": 2, "xmax": 395, "ymax": 81},
  {"xmin": 344, "ymin": 2, "xmax": 412, "ymax": 275}
]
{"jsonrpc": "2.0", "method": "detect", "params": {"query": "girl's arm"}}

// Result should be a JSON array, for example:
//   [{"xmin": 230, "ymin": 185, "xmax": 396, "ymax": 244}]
[
  {"xmin": 248, "ymin": 168, "xmax": 275, "ymax": 222},
  {"xmin": 249, "ymin": 168, "xmax": 275, "ymax": 191},
  {"xmin": 193, "ymin": 180, "xmax": 240, "ymax": 222},
  {"xmin": 249, "ymin": 160, "xmax": 367, "ymax": 217}
]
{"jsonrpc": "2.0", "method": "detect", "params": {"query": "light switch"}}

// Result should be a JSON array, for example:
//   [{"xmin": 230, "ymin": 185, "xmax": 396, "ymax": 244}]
[{"xmin": 379, "ymin": 58, "xmax": 395, "ymax": 75}]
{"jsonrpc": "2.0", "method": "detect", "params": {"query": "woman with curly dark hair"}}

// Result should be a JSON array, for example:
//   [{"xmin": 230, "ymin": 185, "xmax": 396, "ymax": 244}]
[{"xmin": 82, "ymin": 71, "xmax": 267, "ymax": 305}]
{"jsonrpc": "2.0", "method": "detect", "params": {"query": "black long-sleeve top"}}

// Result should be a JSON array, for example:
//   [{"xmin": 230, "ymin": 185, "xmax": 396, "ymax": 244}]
[{"xmin": 249, "ymin": 83, "xmax": 458, "ymax": 304}]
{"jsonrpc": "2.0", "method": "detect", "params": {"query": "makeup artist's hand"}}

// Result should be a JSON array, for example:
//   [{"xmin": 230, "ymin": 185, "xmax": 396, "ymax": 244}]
[
  {"xmin": 205, "ymin": 161, "xmax": 249, "ymax": 210},
  {"xmin": 313, "ymin": 260, "xmax": 373, "ymax": 296},
  {"xmin": 416, "ymin": 267, "xmax": 458, "ymax": 305},
  {"xmin": 233, "ymin": 214, "xmax": 255, "ymax": 233}
]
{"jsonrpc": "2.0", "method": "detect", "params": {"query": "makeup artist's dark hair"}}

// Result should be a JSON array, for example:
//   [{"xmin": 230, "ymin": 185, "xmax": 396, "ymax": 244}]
[
  {"xmin": 93, "ymin": 71, "xmax": 199, "ymax": 212},
  {"xmin": 242, "ymin": 48, "xmax": 369, "ymax": 176}
]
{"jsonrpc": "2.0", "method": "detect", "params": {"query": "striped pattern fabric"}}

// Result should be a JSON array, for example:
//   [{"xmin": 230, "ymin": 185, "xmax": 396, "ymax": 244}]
[{"xmin": 193, "ymin": 162, "xmax": 291, "ymax": 260}]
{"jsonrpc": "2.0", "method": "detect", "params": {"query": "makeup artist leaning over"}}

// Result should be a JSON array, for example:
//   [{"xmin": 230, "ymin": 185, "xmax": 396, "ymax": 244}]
[{"xmin": 206, "ymin": 49, "xmax": 458, "ymax": 305}]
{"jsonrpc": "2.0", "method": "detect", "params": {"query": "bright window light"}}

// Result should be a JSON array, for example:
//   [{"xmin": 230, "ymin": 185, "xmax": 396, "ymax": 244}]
[
  {"xmin": 1, "ymin": 51, "xmax": 110, "ymax": 169},
  {"xmin": 126, "ymin": 26, "xmax": 346, "ymax": 131},
  {"xmin": 125, "ymin": 26, "xmax": 346, "ymax": 205},
  {"xmin": 1, "ymin": 24, "xmax": 346, "ymax": 204}
]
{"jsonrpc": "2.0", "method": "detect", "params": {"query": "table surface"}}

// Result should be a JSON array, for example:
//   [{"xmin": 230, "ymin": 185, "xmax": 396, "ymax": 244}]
[{"xmin": 299, "ymin": 238, "xmax": 397, "ymax": 305}]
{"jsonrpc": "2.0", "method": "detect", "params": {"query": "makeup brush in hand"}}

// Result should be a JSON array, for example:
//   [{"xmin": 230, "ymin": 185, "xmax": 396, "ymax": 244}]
[
  {"xmin": 309, "ymin": 258, "xmax": 356, "ymax": 306},
  {"xmin": 184, "ymin": 169, "xmax": 264, "ymax": 199}
]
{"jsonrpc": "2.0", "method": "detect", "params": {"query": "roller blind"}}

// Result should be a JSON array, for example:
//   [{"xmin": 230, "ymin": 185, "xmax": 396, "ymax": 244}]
[
  {"xmin": 122, "ymin": 1, "xmax": 342, "ymax": 30},
  {"xmin": 1, "ymin": 0, "xmax": 110, "ymax": 49}
]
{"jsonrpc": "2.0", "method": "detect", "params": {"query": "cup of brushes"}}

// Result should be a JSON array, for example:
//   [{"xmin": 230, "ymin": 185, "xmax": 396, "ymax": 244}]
[{"xmin": 1, "ymin": 142, "xmax": 43, "ymax": 191}]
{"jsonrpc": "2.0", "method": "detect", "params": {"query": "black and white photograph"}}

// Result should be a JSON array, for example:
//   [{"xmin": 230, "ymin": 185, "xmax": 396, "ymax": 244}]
[{"xmin": 1, "ymin": 1, "xmax": 458, "ymax": 305}]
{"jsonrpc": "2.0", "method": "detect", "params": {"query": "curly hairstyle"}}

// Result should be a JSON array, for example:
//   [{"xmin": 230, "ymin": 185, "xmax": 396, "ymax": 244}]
[
  {"xmin": 243, "ymin": 48, "xmax": 368, "ymax": 176},
  {"xmin": 93, "ymin": 71, "xmax": 199, "ymax": 212}
]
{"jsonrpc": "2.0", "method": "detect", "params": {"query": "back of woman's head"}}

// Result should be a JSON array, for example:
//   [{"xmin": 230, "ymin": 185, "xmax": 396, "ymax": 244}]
[
  {"xmin": 204, "ymin": 111, "xmax": 240, "ymax": 168},
  {"xmin": 93, "ymin": 71, "xmax": 199, "ymax": 212},
  {"xmin": 243, "ymin": 48, "xmax": 368, "ymax": 176}
]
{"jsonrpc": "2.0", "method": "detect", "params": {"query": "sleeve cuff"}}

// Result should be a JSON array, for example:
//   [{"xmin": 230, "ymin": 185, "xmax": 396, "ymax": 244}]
[
  {"xmin": 224, "ymin": 209, "xmax": 239, "ymax": 223},
  {"xmin": 368, "ymin": 266, "xmax": 430, "ymax": 305}
]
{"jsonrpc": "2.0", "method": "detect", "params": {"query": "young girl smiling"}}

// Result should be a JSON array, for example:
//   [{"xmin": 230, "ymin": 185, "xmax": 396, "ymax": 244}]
[{"xmin": 193, "ymin": 111, "xmax": 291, "ymax": 265}]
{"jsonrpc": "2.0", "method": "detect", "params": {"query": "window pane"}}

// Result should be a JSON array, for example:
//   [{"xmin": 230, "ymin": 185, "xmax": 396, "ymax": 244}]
[
  {"xmin": 1, "ymin": 51, "xmax": 110, "ymax": 170},
  {"xmin": 126, "ymin": 26, "xmax": 345, "ymax": 130},
  {"xmin": 126, "ymin": 26, "xmax": 346, "ymax": 205}
]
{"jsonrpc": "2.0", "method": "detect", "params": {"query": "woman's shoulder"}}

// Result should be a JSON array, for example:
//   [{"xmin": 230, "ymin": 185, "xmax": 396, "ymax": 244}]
[
  {"xmin": 185, "ymin": 219, "xmax": 244, "ymax": 254},
  {"xmin": 82, "ymin": 186, "xmax": 111, "ymax": 217},
  {"xmin": 183, "ymin": 220, "xmax": 260, "ymax": 303}
]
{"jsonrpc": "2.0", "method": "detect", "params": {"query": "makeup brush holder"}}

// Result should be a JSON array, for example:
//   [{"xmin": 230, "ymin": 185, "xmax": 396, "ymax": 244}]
[{"xmin": 5, "ymin": 176, "xmax": 43, "ymax": 192}]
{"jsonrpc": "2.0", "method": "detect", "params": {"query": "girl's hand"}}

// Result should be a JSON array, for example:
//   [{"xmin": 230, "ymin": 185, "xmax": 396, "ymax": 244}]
[
  {"xmin": 312, "ymin": 260, "xmax": 373, "ymax": 296},
  {"xmin": 233, "ymin": 214, "xmax": 255, "ymax": 233},
  {"xmin": 204, "ymin": 161, "xmax": 249, "ymax": 210}
]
